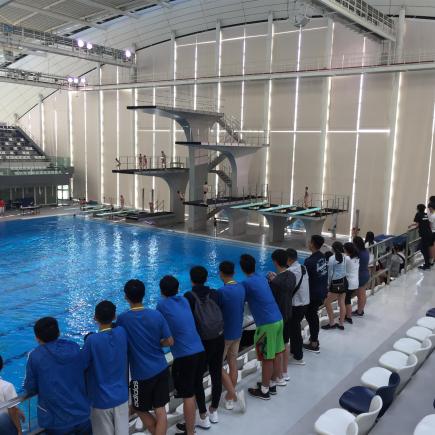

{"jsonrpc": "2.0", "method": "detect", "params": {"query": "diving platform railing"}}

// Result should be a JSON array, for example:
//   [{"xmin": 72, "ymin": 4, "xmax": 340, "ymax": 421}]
[
  {"xmin": 0, "ymin": 227, "xmax": 423, "ymax": 433},
  {"xmin": 0, "ymin": 157, "xmax": 73, "ymax": 176},
  {"xmin": 113, "ymin": 155, "xmax": 188, "ymax": 172}
]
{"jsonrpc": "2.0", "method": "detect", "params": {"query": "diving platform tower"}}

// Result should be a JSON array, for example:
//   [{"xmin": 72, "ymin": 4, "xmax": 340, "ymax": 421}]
[{"xmin": 125, "ymin": 104, "xmax": 269, "ymax": 233}]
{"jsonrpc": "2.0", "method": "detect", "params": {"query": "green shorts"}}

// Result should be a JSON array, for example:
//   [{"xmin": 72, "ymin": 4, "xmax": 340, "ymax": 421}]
[{"xmin": 254, "ymin": 320, "xmax": 285, "ymax": 361}]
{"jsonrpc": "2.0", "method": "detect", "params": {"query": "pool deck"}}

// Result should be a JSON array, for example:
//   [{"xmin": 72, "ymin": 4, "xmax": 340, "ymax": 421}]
[{"xmin": 0, "ymin": 205, "xmax": 347, "ymax": 253}]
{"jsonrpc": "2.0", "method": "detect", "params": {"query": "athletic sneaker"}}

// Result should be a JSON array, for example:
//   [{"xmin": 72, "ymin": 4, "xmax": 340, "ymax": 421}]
[
  {"xmin": 289, "ymin": 357, "xmax": 306, "ymax": 366},
  {"xmin": 257, "ymin": 382, "xmax": 276, "ymax": 395},
  {"xmin": 345, "ymin": 316, "xmax": 353, "ymax": 324},
  {"xmin": 336, "ymin": 325, "xmax": 345, "ymax": 330},
  {"xmin": 321, "ymin": 324, "xmax": 337, "ymax": 330},
  {"xmin": 275, "ymin": 378, "xmax": 287, "ymax": 387},
  {"xmin": 303, "ymin": 342, "xmax": 320, "ymax": 353},
  {"xmin": 196, "ymin": 415, "xmax": 211, "ymax": 429},
  {"xmin": 224, "ymin": 399, "xmax": 234, "ymax": 410},
  {"xmin": 283, "ymin": 372, "xmax": 290, "ymax": 381},
  {"xmin": 209, "ymin": 410, "xmax": 218, "ymax": 424},
  {"xmin": 248, "ymin": 387, "xmax": 271, "ymax": 400},
  {"xmin": 352, "ymin": 309, "xmax": 364, "ymax": 316},
  {"xmin": 419, "ymin": 265, "xmax": 431, "ymax": 270},
  {"xmin": 237, "ymin": 390, "xmax": 247, "ymax": 413}
]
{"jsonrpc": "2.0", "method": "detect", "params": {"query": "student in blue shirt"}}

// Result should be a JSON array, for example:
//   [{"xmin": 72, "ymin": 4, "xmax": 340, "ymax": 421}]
[
  {"xmin": 240, "ymin": 254, "xmax": 284, "ymax": 401},
  {"xmin": 117, "ymin": 279, "xmax": 173, "ymax": 435},
  {"xmin": 82, "ymin": 301, "xmax": 129, "ymax": 435},
  {"xmin": 157, "ymin": 275, "xmax": 205, "ymax": 435},
  {"xmin": 24, "ymin": 317, "xmax": 91, "ymax": 435},
  {"xmin": 216, "ymin": 261, "xmax": 246, "ymax": 412}
]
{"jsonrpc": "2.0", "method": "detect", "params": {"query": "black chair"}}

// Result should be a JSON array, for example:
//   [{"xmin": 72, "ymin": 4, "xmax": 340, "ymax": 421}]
[
  {"xmin": 426, "ymin": 308, "xmax": 435, "ymax": 318},
  {"xmin": 339, "ymin": 373, "xmax": 400, "ymax": 418}
]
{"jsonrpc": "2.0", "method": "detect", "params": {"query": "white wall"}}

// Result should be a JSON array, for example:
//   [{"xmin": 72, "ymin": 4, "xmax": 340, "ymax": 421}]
[{"xmin": 19, "ymin": 17, "xmax": 435, "ymax": 235}]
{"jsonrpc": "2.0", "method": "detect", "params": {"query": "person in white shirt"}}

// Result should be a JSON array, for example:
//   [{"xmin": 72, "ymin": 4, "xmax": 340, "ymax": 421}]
[
  {"xmin": 0, "ymin": 355, "xmax": 24, "ymax": 434},
  {"xmin": 203, "ymin": 181, "xmax": 209, "ymax": 205},
  {"xmin": 286, "ymin": 249, "xmax": 310, "ymax": 367},
  {"xmin": 322, "ymin": 242, "xmax": 347, "ymax": 331},
  {"xmin": 343, "ymin": 242, "xmax": 360, "ymax": 325}
]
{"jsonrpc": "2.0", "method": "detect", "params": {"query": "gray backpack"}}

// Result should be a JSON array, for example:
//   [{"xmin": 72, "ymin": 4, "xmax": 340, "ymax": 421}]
[{"xmin": 190, "ymin": 292, "xmax": 224, "ymax": 340}]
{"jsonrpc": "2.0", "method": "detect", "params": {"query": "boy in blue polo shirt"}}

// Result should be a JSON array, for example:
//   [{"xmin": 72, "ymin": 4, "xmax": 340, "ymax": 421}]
[
  {"xmin": 240, "ymin": 254, "xmax": 284, "ymax": 401},
  {"xmin": 157, "ymin": 275, "xmax": 205, "ymax": 435},
  {"xmin": 216, "ymin": 261, "xmax": 246, "ymax": 412},
  {"xmin": 117, "ymin": 280, "xmax": 173, "ymax": 435},
  {"xmin": 24, "ymin": 317, "xmax": 91, "ymax": 435},
  {"xmin": 82, "ymin": 301, "xmax": 129, "ymax": 435}
]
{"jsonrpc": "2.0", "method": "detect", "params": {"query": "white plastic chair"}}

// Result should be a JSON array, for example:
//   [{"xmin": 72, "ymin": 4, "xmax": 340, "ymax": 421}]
[
  {"xmin": 392, "ymin": 339, "xmax": 432, "ymax": 367},
  {"xmin": 315, "ymin": 396, "xmax": 381, "ymax": 435},
  {"xmin": 406, "ymin": 326, "xmax": 432, "ymax": 342},
  {"xmin": 414, "ymin": 415, "xmax": 435, "ymax": 435},
  {"xmin": 417, "ymin": 316, "xmax": 435, "ymax": 332},
  {"xmin": 314, "ymin": 411, "xmax": 358, "ymax": 435},
  {"xmin": 362, "ymin": 354, "xmax": 418, "ymax": 392}
]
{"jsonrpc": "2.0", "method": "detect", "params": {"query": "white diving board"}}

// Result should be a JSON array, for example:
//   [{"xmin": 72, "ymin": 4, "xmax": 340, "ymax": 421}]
[
  {"xmin": 287, "ymin": 207, "xmax": 321, "ymax": 216},
  {"xmin": 260, "ymin": 204, "xmax": 297, "ymax": 212}
]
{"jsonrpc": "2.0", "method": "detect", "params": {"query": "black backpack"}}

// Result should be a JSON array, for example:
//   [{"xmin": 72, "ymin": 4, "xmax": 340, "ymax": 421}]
[{"xmin": 190, "ymin": 292, "xmax": 224, "ymax": 340}]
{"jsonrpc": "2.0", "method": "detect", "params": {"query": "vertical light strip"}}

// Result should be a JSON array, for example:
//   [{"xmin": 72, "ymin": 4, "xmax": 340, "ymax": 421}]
[
  {"xmin": 172, "ymin": 39, "xmax": 177, "ymax": 157},
  {"xmin": 84, "ymin": 92, "xmax": 88, "ymax": 200},
  {"xmin": 116, "ymin": 67, "xmax": 120, "ymax": 206},
  {"xmin": 194, "ymin": 41, "xmax": 198, "ymax": 110},
  {"xmin": 321, "ymin": 77, "xmax": 332, "ymax": 197},
  {"xmin": 54, "ymin": 105, "xmax": 58, "ymax": 159},
  {"xmin": 152, "ymin": 87, "xmax": 156, "ymax": 191},
  {"xmin": 41, "ymin": 102, "xmax": 45, "ymax": 151},
  {"xmin": 349, "ymin": 38, "xmax": 366, "ymax": 235},
  {"xmin": 264, "ymin": 21, "xmax": 274, "ymax": 191},
  {"xmin": 425, "ymin": 101, "xmax": 435, "ymax": 202},
  {"xmin": 290, "ymin": 27, "xmax": 302, "ymax": 204},
  {"xmin": 215, "ymin": 29, "xmax": 222, "ymax": 193},
  {"xmin": 240, "ymin": 28, "xmax": 247, "ymax": 132},
  {"xmin": 99, "ymin": 69, "xmax": 104, "ymax": 203},
  {"xmin": 68, "ymin": 92, "xmax": 74, "ymax": 195},
  {"xmin": 134, "ymin": 88, "xmax": 139, "ymax": 208},
  {"xmin": 386, "ymin": 72, "xmax": 403, "ymax": 234},
  {"xmin": 321, "ymin": 21, "xmax": 335, "ymax": 199}
]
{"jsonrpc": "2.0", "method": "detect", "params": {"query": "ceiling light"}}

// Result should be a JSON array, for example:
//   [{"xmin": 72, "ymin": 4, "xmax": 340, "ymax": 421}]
[
  {"xmin": 80, "ymin": 77, "xmax": 86, "ymax": 84},
  {"xmin": 125, "ymin": 49, "xmax": 132, "ymax": 58},
  {"xmin": 77, "ymin": 39, "xmax": 84, "ymax": 48},
  {"xmin": 73, "ymin": 77, "xmax": 79, "ymax": 84},
  {"xmin": 86, "ymin": 42, "xmax": 93, "ymax": 50},
  {"xmin": 67, "ymin": 77, "xmax": 73, "ymax": 83}
]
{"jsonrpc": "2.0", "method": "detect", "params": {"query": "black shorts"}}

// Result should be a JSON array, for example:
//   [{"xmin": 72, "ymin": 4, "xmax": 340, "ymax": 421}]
[
  {"xmin": 283, "ymin": 319, "xmax": 290, "ymax": 344},
  {"xmin": 130, "ymin": 368, "xmax": 170, "ymax": 412},
  {"xmin": 329, "ymin": 278, "xmax": 347, "ymax": 294},
  {"xmin": 172, "ymin": 351, "xmax": 205, "ymax": 399}
]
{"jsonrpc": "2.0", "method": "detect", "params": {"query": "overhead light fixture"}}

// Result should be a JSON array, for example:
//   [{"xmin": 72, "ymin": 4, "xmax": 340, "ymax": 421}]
[
  {"xmin": 80, "ymin": 77, "xmax": 86, "ymax": 84},
  {"xmin": 77, "ymin": 39, "xmax": 85, "ymax": 48},
  {"xmin": 86, "ymin": 42, "xmax": 93, "ymax": 50},
  {"xmin": 73, "ymin": 77, "xmax": 79, "ymax": 84},
  {"xmin": 125, "ymin": 49, "xmax": 132, "ymax": 58},
  {"xmin": 67, "ymin": 77, "xmax": 73, "ymax": 83}
]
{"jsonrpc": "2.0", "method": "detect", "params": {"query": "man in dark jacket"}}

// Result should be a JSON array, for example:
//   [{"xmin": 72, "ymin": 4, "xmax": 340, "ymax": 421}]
[
  {"xmin": 303, "ymin": 235, "xmax": 328, "ymax": 353},
  {"xmin": 414, "ymin": 203, "xmax": 433, "ymax": 270},
  {"xmin": 183, "ymin": 266, "xmax": 224, "ymax": 428},
  {"xmin": 268, "ymin": 249, "xmax": 296, "ymax": 383}
]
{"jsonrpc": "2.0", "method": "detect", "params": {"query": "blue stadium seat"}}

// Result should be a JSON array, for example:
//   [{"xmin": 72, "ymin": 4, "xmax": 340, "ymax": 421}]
[
  {"xmin": 340, "ymin": 373, "xmax": 400, "ymax": 418},
  {"xmin": 426, "ymin": 308, "xmax": 435, "ymax": 318}
]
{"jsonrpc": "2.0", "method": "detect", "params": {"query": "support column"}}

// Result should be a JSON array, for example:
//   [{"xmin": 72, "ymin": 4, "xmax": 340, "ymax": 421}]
[
  {"xmin": 97, "ymin": 63, "xmax": 103, "ymax": 203},
  {"xmin": 38, "ymin": 94, "xmax": 44, "ymax": 151},
  {"xmin": 300, "ymin": 218, "xmax": 327, "ymax": 247},
  {"xmin": 264, "ymin": 214, "xmax": 288, "ymax": 243},
  {"xmin": 227, "ymin": 209, "xmax": 247, "ymax": 236}
]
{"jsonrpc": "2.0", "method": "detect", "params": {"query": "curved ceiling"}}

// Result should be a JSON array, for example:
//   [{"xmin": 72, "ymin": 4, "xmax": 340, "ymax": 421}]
[{"xmin": 0, "ymin": 0, "xmax": 434, "ymax": 122}]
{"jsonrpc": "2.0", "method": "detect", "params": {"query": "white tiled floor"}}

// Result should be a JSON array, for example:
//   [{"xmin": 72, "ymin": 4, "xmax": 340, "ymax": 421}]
[{"xmin": 167, "ymin": 267, "xmax": 435, "ymax": 435}]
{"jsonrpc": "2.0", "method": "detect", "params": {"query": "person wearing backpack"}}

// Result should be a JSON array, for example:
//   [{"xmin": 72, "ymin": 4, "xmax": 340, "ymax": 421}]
[
  {"xmin": 286, "ymin": 249, "xmax": 310, "ymax": 366},
  {"xmin": 184, "ymin": 266, "xmax": 225, "ymax": 427}
]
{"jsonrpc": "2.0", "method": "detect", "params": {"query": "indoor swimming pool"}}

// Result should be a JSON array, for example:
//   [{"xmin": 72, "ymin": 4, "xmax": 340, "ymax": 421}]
[{"xmin": 0, "ymin": 215, "xmax": 301, "ymax": 391}]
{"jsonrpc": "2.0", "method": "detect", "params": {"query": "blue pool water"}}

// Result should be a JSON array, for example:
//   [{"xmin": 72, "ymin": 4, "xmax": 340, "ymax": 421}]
[{"xmin": 0, "ymin": 215, "xmax": 306, "ymax": 392}]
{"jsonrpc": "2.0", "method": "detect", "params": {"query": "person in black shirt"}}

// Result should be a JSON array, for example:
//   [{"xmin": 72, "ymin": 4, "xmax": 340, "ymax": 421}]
[
  {"xmin": 303, "ymin": 235, "xmax": 328, "ymax": 353},
  {"xmin": 413, "ymin": 204, "xmax": 433, "ymax": 270},
  {"xmin": 268, "ymin": 249, "xmax": 296, "ymax": 383}
]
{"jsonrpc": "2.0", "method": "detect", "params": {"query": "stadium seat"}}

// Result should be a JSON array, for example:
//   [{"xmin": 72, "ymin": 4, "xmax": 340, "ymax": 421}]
[
  {"xmin": 340, "ymin": 373, "xmax": 399, "ymax": 418},
  {"xmin": 426, "ymin": 308, "xmax": 435, "ymax": 318},
  {"xmin": 362, "ymin": 354, "xmax": 417, "ymax": 392},
  {"xmin": 393, "ymin": 338, "xmax": 432, "ymax": 367},
  {"xmin": 315, "ymin": 396, "xmax": 382, "ymax": 435},
  {"xmin": 417, "ymin": 316, "xmax": 435, "ymax": 332},
  {"xmin": 413, "ymin": 415, "xmax": 435, "ymax": 435},
  {"xmin": 406, "ymin": 326, "xmax": 435, "ymax": 345}
]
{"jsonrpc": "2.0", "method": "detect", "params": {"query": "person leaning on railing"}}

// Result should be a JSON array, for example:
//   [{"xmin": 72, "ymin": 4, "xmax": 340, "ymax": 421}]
[{"xmin": 0, "ymin": 355, "xmax": 25, "ymax": 435}]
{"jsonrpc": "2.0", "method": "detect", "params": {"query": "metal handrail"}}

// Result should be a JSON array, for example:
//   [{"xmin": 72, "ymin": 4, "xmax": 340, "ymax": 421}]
[{"xmin": 115, "ymin": 155, "xmax": 188, "ymax": 171}]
